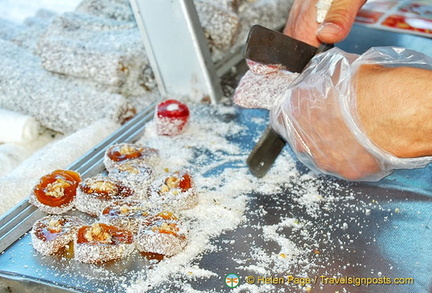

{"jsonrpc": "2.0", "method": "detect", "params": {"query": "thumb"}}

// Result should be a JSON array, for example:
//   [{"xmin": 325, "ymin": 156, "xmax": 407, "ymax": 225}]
[{"xmin": 317, "ymin": 0, "xmax": 366, "ymax": 44}]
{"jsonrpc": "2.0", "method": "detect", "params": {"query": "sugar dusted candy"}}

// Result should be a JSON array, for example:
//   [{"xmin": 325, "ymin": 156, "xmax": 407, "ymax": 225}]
[
  {"xmin": 29, "ymin": 169, "xmax": 81, "ymax": 214},
  {"xmin": 75, "ymin": 223, "xmax": 135, "ymax": 263},
  {"xmin": 31, "ymin": 215, "xmax": 85, "ymax": 256},
  {"xmin": 136, "ymin": 212, "xmax": 187, "ymax": 257},
  {"xmin": 108, "ymin": 161, "xmax": 155, "ymax": 198},
  {"xmin": 75, "ymin": 174, "xmax": 135, "ymax": 216},
  {"xmin": 147, "ymin": 170, "xmax": 198, "ymax": 210},
  {"xmin": 155, "ymin": 99, "xmax": 190, "ymax": 136},
  {"xmin": 99, "ymin": 200, "xmax": 154, "ymax": 234},
  {"xmin": 103, "ymin": 143, "xmax": 159, "ymax": 172}
]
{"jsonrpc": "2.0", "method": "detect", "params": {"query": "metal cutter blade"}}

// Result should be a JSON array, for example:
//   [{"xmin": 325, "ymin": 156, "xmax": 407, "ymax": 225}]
[
  {"xmin": 244, "ymin": 25, "xmax": 333, "ymax": 178},
  {"xmin": 244, "ymin": 25, "xmax": 319, "ymax": 73}
]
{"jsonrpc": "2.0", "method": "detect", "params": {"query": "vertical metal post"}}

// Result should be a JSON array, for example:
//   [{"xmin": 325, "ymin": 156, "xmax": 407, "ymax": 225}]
[{"xmin": 129, "ymin": 0, "xmax": 224, "ymax": 104}]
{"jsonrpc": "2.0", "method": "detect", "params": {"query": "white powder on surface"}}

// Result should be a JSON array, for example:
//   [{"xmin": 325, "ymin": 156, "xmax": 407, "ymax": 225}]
[
  {"xmin": 7, "ymin": 104, "xmax": 385, "ymax": 293},
  {"xmin": 122, "ymin": 104, "xmax": 376, "ymax": 292},
  {"xmin": 0, "ymin": 0, "xmax": 80, "ymax": 24}
]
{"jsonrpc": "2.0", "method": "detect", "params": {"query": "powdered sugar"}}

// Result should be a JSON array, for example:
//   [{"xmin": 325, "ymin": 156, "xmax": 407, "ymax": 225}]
[
  {"xmin": 233, "ymin": 62, "xmax": 299, "ymax": 110},
  {"xmin": 122, "ymin": 104, "xmax": 373, "ymax": 292},
  {"xmin": 1, "ymin": 103, "xmax": 390, "ymax": 292}
]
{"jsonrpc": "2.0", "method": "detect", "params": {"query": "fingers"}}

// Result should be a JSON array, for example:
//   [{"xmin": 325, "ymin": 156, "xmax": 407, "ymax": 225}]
[
  {"xmin": 283, "ymin": 0, "xmax": 322, "ymax": 46},
  {"xmin": 317, "ymin": 0, "xmax": 367, "ymax": 44},
  {"xmin": 284, "ymin": 0, "xmax": 366, "ymax": 46}
]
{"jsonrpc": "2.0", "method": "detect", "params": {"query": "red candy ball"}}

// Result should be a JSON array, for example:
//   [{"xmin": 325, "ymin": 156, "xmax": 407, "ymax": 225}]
[{"xmin": 155, "ymin": 99, "xmax": 190, "ymax": 136}]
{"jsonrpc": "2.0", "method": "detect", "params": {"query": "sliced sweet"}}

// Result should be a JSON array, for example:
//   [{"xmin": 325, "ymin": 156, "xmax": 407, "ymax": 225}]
[
  {"xmin": 75, "ymin": 174, "xmax": 135, "ymax": 216},
  {"xmin": 31, "ymin": 215, "xmax": 85, "ymax": 255},
  {"xmin": 29, "ymin": 169, "xmax": 81, "ymax": 214},
  {"xmin": 108, "ymin": 161, "xmax": 154, "ymax": 198},
  {"xmin": 103, "ymin": 143, "xmax": 159, "ymax": 172},
  {"xmin": 75, "ymin": 222, "xmax": 135, "ymax": 263},
  {"xmin": 99, "ymin": 200, "xmax": 154, "ymax": 234},
  {"xmin": 147, "ymin": 171, "xmax": 198, "ymax": 210},
  {"xmin": 233, "ymin": 64, "xmax": 299, "ymax": 110},
  {"xmin": 135, "ymin": 212, "xmax": 187, "ymax": 257},
  {"xmin": 246, "ymin": 59, "xmax": 287, "ymax": 74},
  {"xmin": 155, "ymin": 99, "xmax": 190, "ymax": 136}
]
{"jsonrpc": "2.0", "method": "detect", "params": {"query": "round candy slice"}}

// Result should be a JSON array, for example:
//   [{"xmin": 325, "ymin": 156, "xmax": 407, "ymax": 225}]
[
  {"xmin": 29, "ymin": 169, "xmax": 81, "ymax": 214},
  {"xmin": 100, "ymin": 200, "xmax": 153, "ymax": 234},
  {"xmin": 108, "ymin": 161, "xmax": 154, "ymax": 198},
  {"xmin": 75, "ymin": 175, "xmax": 135, "ymax": 216},
  {"xmin": 103, "ymin": 143, "xmax": 159, "ymax": 172},
  {"xmin": 31, "ymin": 215, "xmax": 85, "ymax": 255},
  {"xmin": 147, "ymin": 170, "xmax": 197, "ymax": 210},
  {"xmin": 75, "ymin": 222, "xmax": 135, "ymax": 263},
  {"xmin": 136, "ymin": 212, "xmax": 187, "ymax": 257}
]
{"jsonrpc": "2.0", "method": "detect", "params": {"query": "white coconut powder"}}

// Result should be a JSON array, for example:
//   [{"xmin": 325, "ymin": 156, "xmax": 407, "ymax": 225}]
[{"xmin": 120, "ymin": 104, "xmax": 379, "ymax": 292}]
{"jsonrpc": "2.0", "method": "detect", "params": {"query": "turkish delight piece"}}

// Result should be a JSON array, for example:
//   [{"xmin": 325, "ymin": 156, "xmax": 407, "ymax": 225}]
[
  {"xmin": 147, "ymin": 170, "xmax": 198, "ymax": 211},
  {"xmin": 107, "ymin": 161, "xmax": 155, "ymax": 198},
  {"xmin": 135, "ymin": 212, "xmax": 187, "ymax": 257},
  {"xmin": 99, "ymin": 200, "xmax": 154, "ymax": 234},
  {"xmin": 103, "ymin": 143, "xmax": 159, "ymax": 172},
  {"xmin": 75, "ymin": 222, "xmax": 135, "ymax": 263},
  {"xmin": 75, "ymin": 174, "xmax": 135, "ymax": 216},
  {"xmin": 31, "ymin": 215, "xmax": 85, "ymax": 255},
  {"xmin": 29, "ymin": 169, "xmax": 81, "ymax": 214}
]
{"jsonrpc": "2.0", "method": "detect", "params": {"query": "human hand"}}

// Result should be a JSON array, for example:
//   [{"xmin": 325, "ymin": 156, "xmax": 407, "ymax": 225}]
[
  {"xmin": 270, "ymin": 47, "xmax": 432, "ymax": 181},
  {"xmin": 234, "ymin": 48, "xmax": 385, "ymax": 180},
  {"xmin": 355, "ymin": 63, "xmax": 432, "ymax": 159},
  {"xmin": 233, "ymin": 44, "xmax": 432, "ymax": 181},
  {"xmin": 283, "ymin": 0, "xmax": 366, "ymax": 47},
  {"xmin": 270, "ymin": 48, "xmax": 384, "ymax": 180}
]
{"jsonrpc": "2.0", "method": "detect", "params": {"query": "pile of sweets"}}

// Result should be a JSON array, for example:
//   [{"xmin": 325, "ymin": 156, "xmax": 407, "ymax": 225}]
[
  {"xmin": 0, "ymin": 0, "xmax": 292, "ymax": 135},
  {"xmin": 29, "ymin": 100, "xmax": 195, "ymax": 263}
]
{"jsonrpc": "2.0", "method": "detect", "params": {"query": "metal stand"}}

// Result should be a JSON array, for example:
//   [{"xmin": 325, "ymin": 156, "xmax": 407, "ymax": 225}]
[{"xmin": 129, "ymin": 0, "xmax": 224, "ymax": 104}]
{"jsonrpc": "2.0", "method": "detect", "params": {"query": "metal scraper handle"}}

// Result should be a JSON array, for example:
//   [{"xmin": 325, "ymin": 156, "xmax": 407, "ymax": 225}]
[{"xmin": 247, "ymin": 126, "xmax": 285, "ymax": 178}]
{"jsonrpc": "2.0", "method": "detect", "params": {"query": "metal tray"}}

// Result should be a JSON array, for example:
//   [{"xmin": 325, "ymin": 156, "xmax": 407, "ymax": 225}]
[
  {"xmin": 1, "ymin": 104, "xmax": 432, "ymax": 293},
  {"xmin": 0, "ymin": 104, "xmax": 157, "ymax": 292}
]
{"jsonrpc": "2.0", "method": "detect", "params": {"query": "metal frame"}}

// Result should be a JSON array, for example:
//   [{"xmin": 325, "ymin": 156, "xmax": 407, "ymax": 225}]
[{"xmin": 129, "ymin": 0, "xmax": 224, "ymax": 104}]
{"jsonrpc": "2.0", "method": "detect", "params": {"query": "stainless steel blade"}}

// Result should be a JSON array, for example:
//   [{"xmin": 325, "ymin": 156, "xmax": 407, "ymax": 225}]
[
  {"xmin": 245, "ymin": 25, "xmax": 333, "ymax": 178},
  {"xmin": 244, "ymin": 25, "xmax": 319, "ymax": 73}
]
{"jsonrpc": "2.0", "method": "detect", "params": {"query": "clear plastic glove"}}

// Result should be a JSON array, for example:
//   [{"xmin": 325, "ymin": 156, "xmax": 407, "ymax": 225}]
[
  {"xmin": 269, "ymin": 46, "xmax": 432, "ymax": 181},
  {"xmin": 234, "ymin": 46, "xmax": 432, "ymax": 181}
]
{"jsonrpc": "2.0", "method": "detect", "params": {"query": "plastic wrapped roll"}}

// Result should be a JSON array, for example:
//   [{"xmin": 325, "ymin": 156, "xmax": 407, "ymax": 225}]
[{"xmin": 0, "ymin": 109, "xmax": 39, "ymax": 143}]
